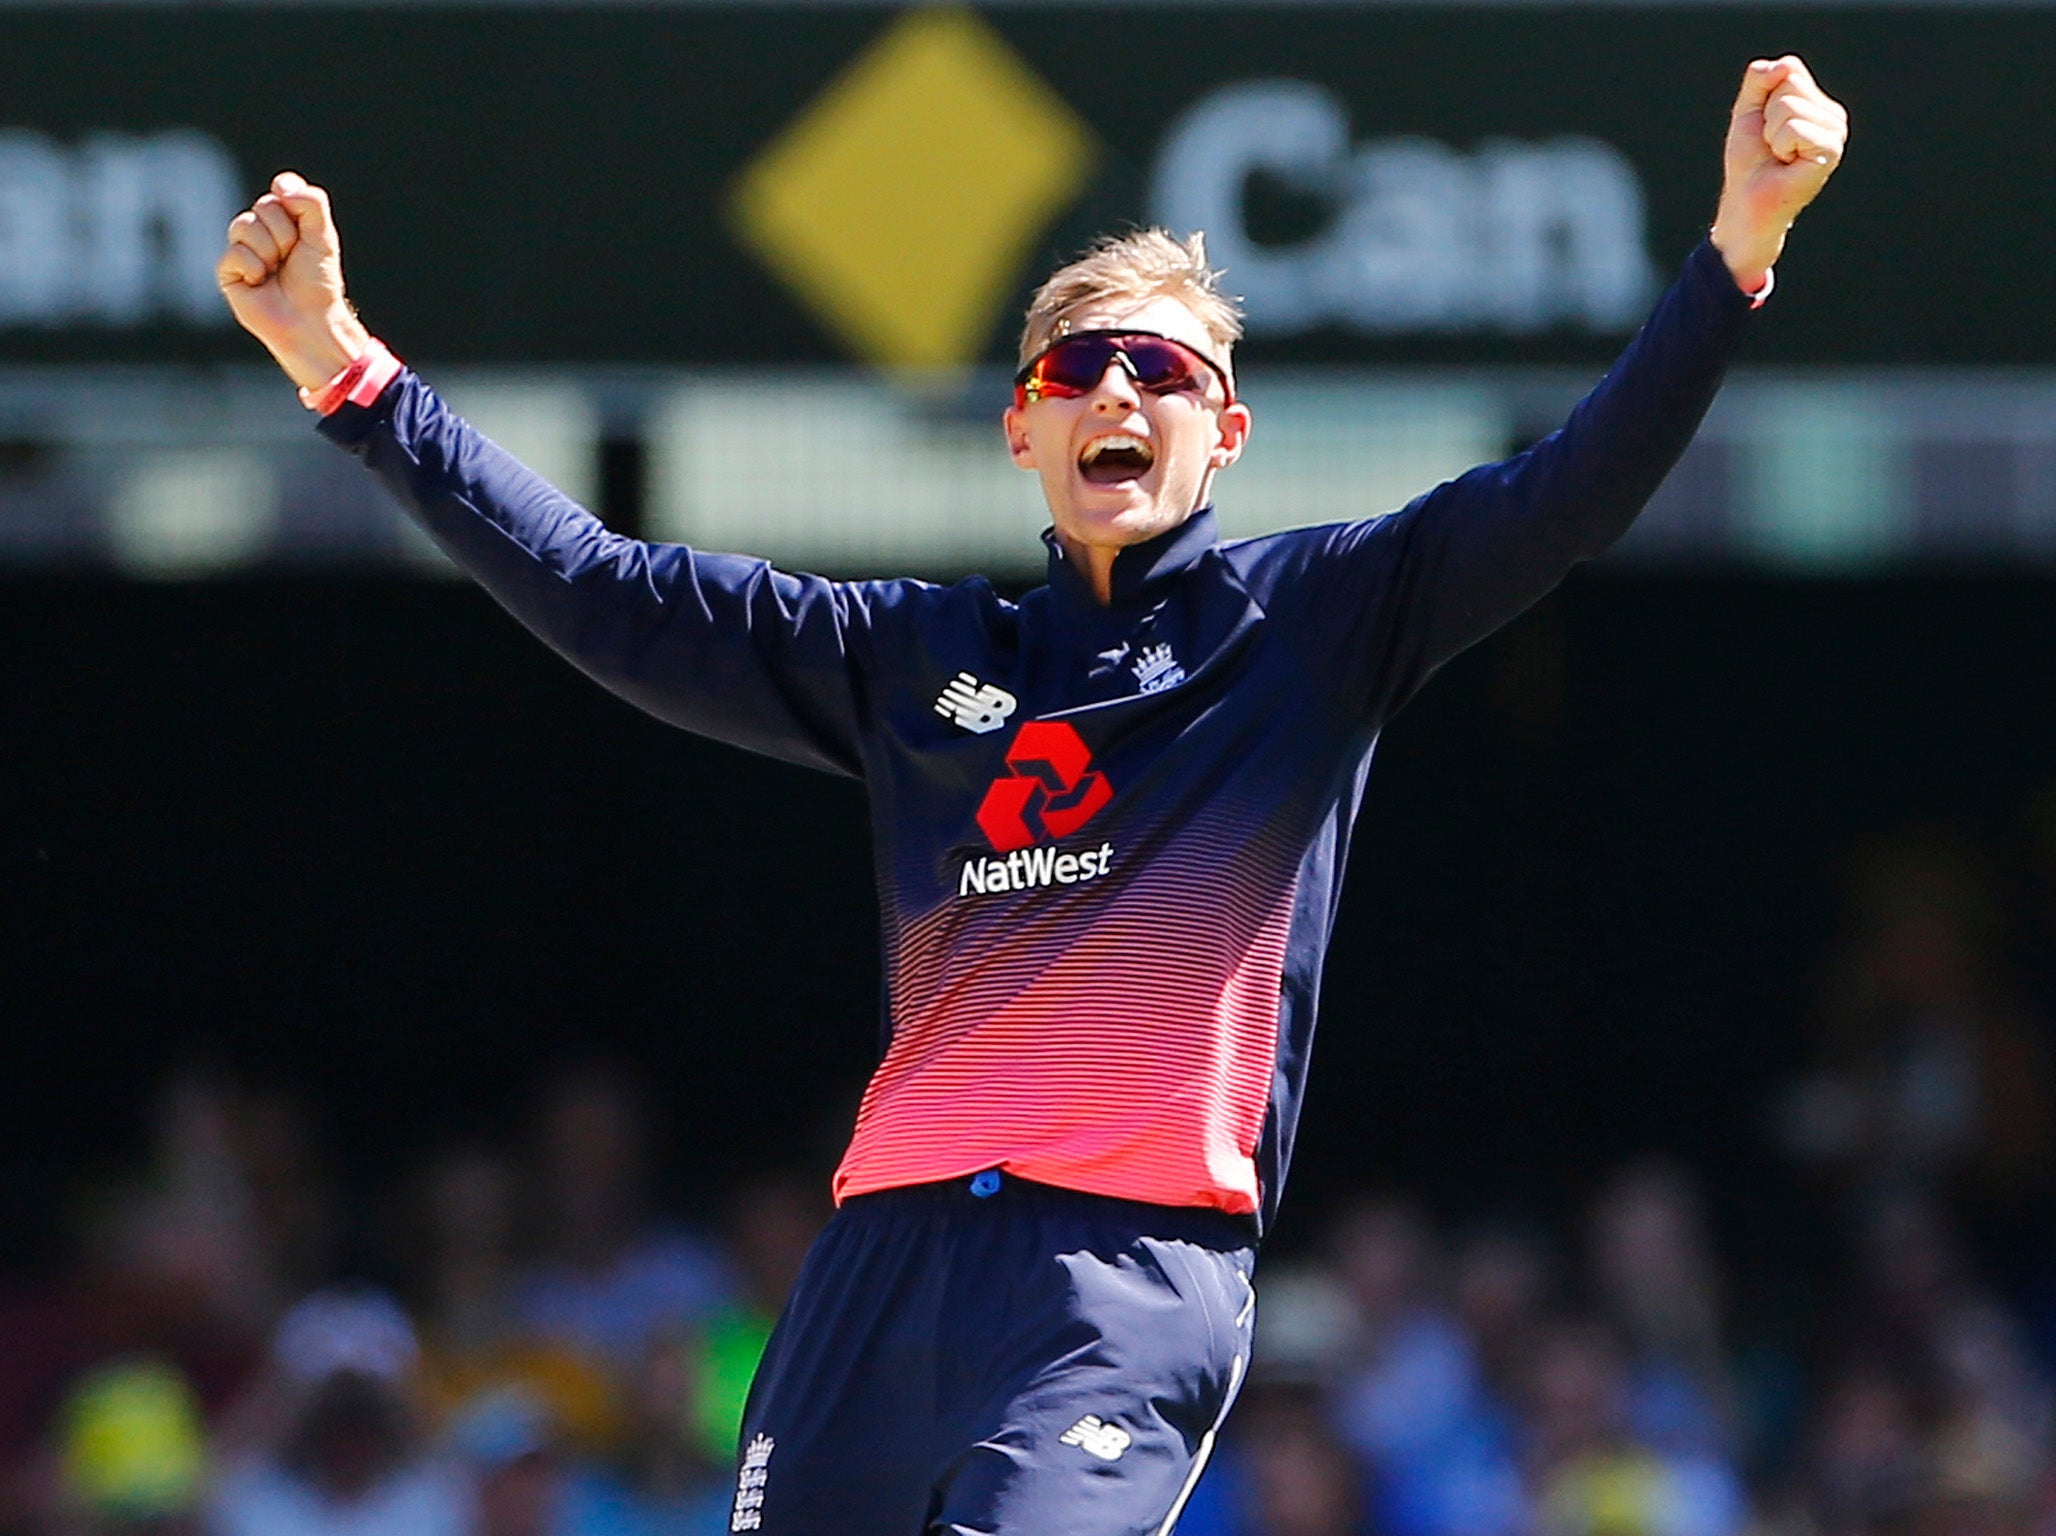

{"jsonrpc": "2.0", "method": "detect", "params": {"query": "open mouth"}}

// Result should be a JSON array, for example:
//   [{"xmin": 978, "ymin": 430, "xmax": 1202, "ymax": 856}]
[{"xmin": 1079, "ymin": 434, "xmax": 1155, "ymax": 485}]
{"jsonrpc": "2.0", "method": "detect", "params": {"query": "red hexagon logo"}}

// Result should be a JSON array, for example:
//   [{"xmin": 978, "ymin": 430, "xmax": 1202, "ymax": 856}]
[{"xmin": 974, "ymin": 721, "xmax": 1114, "ymax": 852}]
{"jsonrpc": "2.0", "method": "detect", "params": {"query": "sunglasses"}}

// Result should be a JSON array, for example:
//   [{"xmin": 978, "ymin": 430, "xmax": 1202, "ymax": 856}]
[{"xmin": 1013, "ymin": 330, "xmax": 1234, "ymax": 411}]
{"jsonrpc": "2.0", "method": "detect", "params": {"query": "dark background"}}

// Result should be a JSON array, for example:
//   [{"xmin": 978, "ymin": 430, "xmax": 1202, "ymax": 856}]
[{"xmin": 9, "ymin": 570, "xmax": 2053, "ymax": 1260}]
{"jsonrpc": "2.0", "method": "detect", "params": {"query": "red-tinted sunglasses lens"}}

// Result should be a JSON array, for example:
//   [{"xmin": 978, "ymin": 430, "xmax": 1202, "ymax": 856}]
[
  {"xmin": 1116, "ymin": 337, "xmax": 1209, "ymax": 392},
  {"xmin": 1029, "ymin": 337, "xmax": 1111, "ymax": 396},
  {"xmin": 1016, "ymin": 333, "xmax": 1218, "ymax": 404}
]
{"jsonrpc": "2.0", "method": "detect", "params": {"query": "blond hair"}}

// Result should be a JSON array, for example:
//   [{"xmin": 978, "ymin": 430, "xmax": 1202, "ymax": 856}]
[{"xmin": 1018, "ymin": 228, "xmax": 1244, "ymax": 370}]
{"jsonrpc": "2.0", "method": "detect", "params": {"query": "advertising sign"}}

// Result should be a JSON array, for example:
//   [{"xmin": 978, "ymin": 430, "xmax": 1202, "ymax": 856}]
[{"xmin": 0, "ymin": 5, "xmax": 2050, "ymax": 370}]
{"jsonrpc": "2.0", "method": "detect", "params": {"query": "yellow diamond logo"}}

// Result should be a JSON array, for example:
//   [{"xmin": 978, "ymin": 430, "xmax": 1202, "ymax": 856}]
[{"xmin": 729, "ymin": 7, "xmax": 1096, "ymax": 371}]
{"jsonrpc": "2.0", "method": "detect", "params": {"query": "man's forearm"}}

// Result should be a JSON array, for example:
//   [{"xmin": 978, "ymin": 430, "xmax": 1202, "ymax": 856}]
[
  {"xmin": 316, "ymin": 369, "xmax": 873, "ymax": 777},
  {"xmin": 1511, "ymin": 237, "xmax": 1759, "ymax": 556}
]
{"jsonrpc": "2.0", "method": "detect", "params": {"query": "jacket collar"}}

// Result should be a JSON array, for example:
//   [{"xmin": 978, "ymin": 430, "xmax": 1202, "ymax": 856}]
[{"xmin": 1042, "ymin": 508, "xmax": 1220, "ymax": 616}]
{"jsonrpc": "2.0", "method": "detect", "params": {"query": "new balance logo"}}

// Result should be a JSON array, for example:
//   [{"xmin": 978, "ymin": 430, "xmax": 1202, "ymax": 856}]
[
  {"xmin": 731, "ymin": 1434, "xmax": 774, "ymax": 1532},
  {"xmin": 935, "ymin": 672, "xmax": 1017, "ymax": 734},
  {"xmin": 1060, "ymin": 1415, "xmax": 1132, "ymax": 1462},
  {"xmin": 1132, "ymin": 643, "xmax": 1185, "ymax": 693}
]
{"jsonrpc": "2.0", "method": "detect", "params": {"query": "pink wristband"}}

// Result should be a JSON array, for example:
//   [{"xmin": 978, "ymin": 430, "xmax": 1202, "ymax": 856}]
[{"xmin": 299, "ymin": 339, "xmax": 403, "ymax": 415}]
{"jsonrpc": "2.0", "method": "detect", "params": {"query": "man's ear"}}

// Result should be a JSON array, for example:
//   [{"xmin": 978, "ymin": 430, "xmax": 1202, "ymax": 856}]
[
  {"xmin": 1003, "ymin": 404, "xmax": 1036, "ymax": 469},
  {"xmin": 1210, "ymin": 402, "xmax": 1253, "ymax": 470}
]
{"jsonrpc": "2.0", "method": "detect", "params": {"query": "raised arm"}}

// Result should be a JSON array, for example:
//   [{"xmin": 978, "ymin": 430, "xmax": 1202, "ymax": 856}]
[
  {"xmin": 1298, "ymin": 58, "xmax": 1847, "ymax": 718},
  {"xmin": 218, "ymin": 174, "xmax": 884, "ymax": 777}
]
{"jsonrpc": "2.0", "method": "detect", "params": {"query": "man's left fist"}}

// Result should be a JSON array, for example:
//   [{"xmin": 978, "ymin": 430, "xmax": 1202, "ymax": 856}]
[{"xmin": 1709, "ymin": 56, "xmax": 1849, "ymax": 294}]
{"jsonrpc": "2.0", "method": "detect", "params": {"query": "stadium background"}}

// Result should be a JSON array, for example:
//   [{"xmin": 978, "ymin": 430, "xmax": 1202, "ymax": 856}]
[{"xmin": 4, "ymin": 6, "xmax": 2056, "ymax": 1536}]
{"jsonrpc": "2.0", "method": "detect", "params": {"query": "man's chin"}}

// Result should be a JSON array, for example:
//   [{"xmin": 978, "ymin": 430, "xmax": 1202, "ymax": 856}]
[{"xmin": 1063, "ymin": 483, "xmax": 1181, "ymax": 539}]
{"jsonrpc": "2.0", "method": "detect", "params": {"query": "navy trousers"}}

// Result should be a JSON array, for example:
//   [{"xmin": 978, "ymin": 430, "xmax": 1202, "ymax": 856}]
[{"xmin": 729, "ymin": 1173, "xmax": 1257, "ymax": 1535}]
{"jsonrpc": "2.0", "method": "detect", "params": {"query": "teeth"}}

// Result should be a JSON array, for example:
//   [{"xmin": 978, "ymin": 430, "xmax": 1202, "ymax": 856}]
[{"xmin": 1081, "ymin": 434, "xmax": 1152, "ymax": 465}]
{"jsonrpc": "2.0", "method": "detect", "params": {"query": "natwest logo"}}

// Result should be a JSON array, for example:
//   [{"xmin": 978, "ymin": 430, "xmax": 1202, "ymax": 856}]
[{"xmin": 975, "ymin": 721, "xmax": 1112, "ymax": 852}]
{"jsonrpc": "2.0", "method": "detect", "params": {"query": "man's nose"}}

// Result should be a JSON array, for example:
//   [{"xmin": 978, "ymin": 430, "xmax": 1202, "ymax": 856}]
[{"xmin": 1088, "ymin": 358, "xmax": 1142, "ymax": 410}]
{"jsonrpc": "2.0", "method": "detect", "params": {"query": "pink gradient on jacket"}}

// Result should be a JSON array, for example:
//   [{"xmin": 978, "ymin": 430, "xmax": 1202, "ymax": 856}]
[{"xmin": 834, "ymin": 819, "xmax": 1297, "ymax": 1215}]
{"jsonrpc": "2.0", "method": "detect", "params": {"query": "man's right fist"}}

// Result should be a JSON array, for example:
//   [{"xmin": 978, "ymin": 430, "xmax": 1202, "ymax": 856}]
[{"xmin": 217, "ymin": 172, "xmax": 370, "ymax": 392}]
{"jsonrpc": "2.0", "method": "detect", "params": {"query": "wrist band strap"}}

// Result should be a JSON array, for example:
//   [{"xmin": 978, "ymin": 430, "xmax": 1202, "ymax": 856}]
[{"xmin": 299, "ymin": 339, "xmax": 402, "ymax": 415}]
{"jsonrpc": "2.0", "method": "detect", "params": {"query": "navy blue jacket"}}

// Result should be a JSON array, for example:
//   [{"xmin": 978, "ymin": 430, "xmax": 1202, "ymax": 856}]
[{"xmin": 320, "ymin": 239, "xmax": 1754, "ymax": 1234}]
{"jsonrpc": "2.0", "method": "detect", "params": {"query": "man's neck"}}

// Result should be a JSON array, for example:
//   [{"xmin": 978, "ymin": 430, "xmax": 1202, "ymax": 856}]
[
  {"xmin": 1056, "ymin": 489, "xmax": 1213, "ymax": 606},
  {"xmin": 1058, "ymin": 535, "xmax": 1119, "ymax": 606}
]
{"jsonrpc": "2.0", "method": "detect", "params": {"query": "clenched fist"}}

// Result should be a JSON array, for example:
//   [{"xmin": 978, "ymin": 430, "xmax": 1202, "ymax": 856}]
[
  {"xmin": 217, "ymin": 171, "xmax": 370, "ymax": 392},
  {"xmin": 1710, "ymin": 57, "xmax": 1849, "ymax": 293}
]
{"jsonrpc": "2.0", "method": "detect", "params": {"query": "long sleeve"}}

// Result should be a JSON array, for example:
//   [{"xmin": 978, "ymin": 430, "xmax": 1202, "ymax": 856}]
[
  {"xmin": 319, "ymin": 371, "xmax": 903, "ymax": 777},
  {"xmin": 1286, "ymin": 238, "xmax": 1757, "ymax": 720}
]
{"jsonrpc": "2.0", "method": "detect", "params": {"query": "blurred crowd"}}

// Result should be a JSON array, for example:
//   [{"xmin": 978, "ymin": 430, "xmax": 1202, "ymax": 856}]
[
  {"xmin": 2, "ymin": 820, "xmax": 2054, "ymax": 1536},
  {"xmin": 0, "ymin": 1066, "xmax": 818, "ymax": 1536},
  {"xmin": 1178, "ymin": 1167, "xmax": 2054, "ymax": 1536}
]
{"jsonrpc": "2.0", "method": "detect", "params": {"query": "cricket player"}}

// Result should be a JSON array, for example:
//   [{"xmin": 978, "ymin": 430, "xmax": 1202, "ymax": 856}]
[{"xmin": 218, "ymin": 55, "xmax": 1845, "ymax": 1536}]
